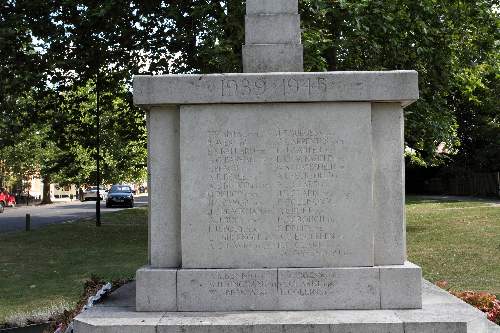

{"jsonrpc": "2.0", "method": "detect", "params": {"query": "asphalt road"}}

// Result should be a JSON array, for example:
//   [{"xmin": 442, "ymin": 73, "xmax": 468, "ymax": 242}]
[{"xmin": 0, "ymin": 194, "xmax": 148, "ymax": 234}]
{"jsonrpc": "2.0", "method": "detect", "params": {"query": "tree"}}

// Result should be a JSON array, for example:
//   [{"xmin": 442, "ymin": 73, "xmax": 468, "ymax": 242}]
[
  {"xmin": 55, "ymin": 81, "xmax": 147, "ymax": 185},
  {"xmin": 445, "ymin": 1, "xmax": 499, "ymax": 173},
  {"xmin": 1, "ymin": 1, "xmax": 150, "ymax": 202},
  {"xmin": 2, "ymin": 0, "xmax": 498, "ymax": 193}
]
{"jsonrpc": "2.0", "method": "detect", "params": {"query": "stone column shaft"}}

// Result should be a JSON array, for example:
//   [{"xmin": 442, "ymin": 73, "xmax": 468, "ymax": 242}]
[{"xmin": 243, "ymin": 0, "xmax": 303, "ymax": 73}]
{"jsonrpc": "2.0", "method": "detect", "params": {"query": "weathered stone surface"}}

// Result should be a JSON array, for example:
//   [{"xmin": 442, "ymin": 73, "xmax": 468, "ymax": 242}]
[
  {"xmin": 180, "ymin": 102, "xmax": 374, "ymax": 269},
  {"xmin": 396, "ymin": 280, "xmax": 488, "ymax": 332},
  {"xmin": 395, "ymin": 302, "xmax": 488, "ymax": 333},
  {"xmin": 242, "ymin": 44, "xmax": 303, "ymax": 73},
  {"xmin": 243, "ymin": 0, "xmax": 302, "ymax": 72},
  {"xmin": 177, "ymin": 269, "xmax": 278, "ymax": 311},
  {"xmin": 245, "ymin": 14, "xmax": 301, "ymax": 44},
  {"xmin": 278, "ymin": 267, "xmax": 380, "ymax": 310},
  {"xmin": 136, "ymin": 267, "xmax": 177, "ymax": 311},
  {"xmin": 74, "ymin": 306, "xmax": 163, "ymax": 333},
  {"xmin": 372, "ymin": 103, "xmax": 406, "ymax": 265},
  {"xmin": 158, "ymin": 311, "xmax": 404, "ymax": 333},
  {"xmin": 177, "ymin": 267, "xmax": 386, "ymax": 311},
  {"xmin": 380, "ymin": 262, "xmax": 422, "ymax": 309},
  {"xmin": 487, "ymin": 319, "xmax": 500, "ymax": 333},
  {"xmin": 147, "ymin": 107, "xmax": 181, "ymax": 268},
  {"xmin": 74, "ymin": 280, "xmax": 492, "ymax": 333},
  {"xmin": 246, "ymin": 0, "xmax": 298, "ymax": 14},
  {"xmin": 133, "ymin": 71, "xmax": 419, "ymax": 107},
  {"xmin": 130, "ymin": 265, "xmax": 423, "ymax": 312}
]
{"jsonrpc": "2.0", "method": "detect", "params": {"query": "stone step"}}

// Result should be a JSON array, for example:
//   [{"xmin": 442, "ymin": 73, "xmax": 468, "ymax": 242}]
[{"xmin": 74, "ymin": 280, "xmax": 492, "ymax": 333}]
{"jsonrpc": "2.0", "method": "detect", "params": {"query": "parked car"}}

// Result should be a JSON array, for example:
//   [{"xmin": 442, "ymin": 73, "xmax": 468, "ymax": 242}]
[
  {"xmin": 0, "ymin": 188, "xmax": 16, "ymax": 213},
  {"xmin": 82, "ymin": 186, "xmax": 108, "ymax": 201},
  {"xmin": 106, "ymin": 185, "xmax": 134, "ymax": 208}
]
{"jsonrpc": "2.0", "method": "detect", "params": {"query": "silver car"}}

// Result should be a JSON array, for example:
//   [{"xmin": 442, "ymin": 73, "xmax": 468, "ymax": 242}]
[{"xmin": 82, "ymin": 186, "xmax": 108, "ymax": 201}]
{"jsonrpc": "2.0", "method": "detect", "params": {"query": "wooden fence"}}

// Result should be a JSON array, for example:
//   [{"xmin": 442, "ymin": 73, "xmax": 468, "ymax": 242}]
[{"xmin": 424, "ymin": 172, "xmax": 500, "ymax": 197}]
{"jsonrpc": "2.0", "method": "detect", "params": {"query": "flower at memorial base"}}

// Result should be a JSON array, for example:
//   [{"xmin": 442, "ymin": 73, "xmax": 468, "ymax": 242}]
[
  {"xmin": 451, "ymin": 290, "xmax": 500, "ymax": 325},
  {"xmin": 487, "ymin": 299, "xmax": 500, "ymax": 325}
]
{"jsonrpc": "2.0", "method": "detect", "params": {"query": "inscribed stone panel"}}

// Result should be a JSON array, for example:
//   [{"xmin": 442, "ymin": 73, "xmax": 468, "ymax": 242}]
[
  {"xmin": 177, "ymin": 269, "xmax": 278, "ymax": 311},
  {"xmin": 180, "ymin": 102, "xmax": 373, "ymax": 268}
]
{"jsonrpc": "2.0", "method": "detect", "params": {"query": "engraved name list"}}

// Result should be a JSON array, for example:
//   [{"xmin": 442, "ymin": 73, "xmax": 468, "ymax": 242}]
[{"xmin": 206, "ymin": 127, "xmax": 349, "ymax": 259}]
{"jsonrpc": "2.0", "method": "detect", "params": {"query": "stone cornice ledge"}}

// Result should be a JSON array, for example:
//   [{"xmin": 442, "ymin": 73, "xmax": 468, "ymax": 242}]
[{"xmin": 133, "ymin": 71, "xmax": 419, "ymax": 108}]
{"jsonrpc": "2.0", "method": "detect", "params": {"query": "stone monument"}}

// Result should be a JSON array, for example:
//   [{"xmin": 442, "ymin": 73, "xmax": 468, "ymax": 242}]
[
  {"xmin": 74, "ymin": 0, "xmax": 494, "ymax": 332},
  {"xmin": 133, "ymin": 0, "xmax": 421, "ymax": 312}
]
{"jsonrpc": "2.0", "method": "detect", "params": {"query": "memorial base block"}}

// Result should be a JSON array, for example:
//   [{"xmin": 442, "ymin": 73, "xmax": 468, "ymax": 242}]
[
  {"xmin": 74, "ymin": 280, "xmax": 497, "ymax": 333},
  {"xmin": 136, "ymin": 262, "xmax": 422, "ymax": 312}
]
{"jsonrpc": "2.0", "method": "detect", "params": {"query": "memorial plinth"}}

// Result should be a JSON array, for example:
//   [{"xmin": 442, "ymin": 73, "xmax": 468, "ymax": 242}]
[
  {"xmin": 131, "ymin": 1, "xmax": 423, "ymax": 312},
  {"xmin": 132, "ymin": 69, "xmax": 422, "ymax": 312}
]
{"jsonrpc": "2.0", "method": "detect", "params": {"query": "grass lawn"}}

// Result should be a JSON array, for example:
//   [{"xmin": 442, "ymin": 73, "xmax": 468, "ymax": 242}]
[
  {"xmin": 0, "ymin": 208, "xmax": 148, "ymax": 325},
  {"xmin": 0, "ymin": 197, "xmax": 499, "ymax": 325},
  {"xmin": 406, "ymin": 196, "xmax": 500, "ymax": 297}
]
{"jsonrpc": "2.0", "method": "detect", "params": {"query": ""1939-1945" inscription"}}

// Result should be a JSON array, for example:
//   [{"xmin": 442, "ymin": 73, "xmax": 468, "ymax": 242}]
[{"xmin": 221, "ymin": 77, "xmax": 327, "ymax": 98}]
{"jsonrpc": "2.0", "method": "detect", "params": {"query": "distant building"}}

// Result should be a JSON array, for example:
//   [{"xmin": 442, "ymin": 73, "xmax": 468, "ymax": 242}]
[{"xmin": 23, "ymin": 175, "xmax": 77, "ymax": 199}]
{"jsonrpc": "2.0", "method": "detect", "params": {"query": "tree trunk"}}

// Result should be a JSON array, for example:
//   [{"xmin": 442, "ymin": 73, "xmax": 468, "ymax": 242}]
[{"xmin": 41, "ymin": 175, "xmax": 52, "ymax": 204}]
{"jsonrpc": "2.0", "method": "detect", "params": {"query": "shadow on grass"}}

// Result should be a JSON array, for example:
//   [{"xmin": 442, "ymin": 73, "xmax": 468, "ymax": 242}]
[
  {"xmin": 406, "ymin": 195, "xmax": 500, "ymax": 206},
  {"xmin": 406, "ymin": 196, "xmax": 463, "ymax": 205}
]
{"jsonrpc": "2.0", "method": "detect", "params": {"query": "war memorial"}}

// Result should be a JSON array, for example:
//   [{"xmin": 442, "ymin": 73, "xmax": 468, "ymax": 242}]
[{"xmin": 74, "ymin": 0, "xmax": 493, "ymax": 331}]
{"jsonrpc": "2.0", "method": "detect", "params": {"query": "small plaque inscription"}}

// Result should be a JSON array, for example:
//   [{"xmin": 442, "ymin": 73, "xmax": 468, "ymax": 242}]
[
  {"xmin": 177, "ymin": 268, "xmax": 381, "ymax": 311},
  {"xmin": 177, "ymin": 269, "xmax": 278, "ymax": 311},
  {"xmin": 277, "ymin": 267, "xmax": 381, "ymax": 310},
  {"xmin": 206, "ymin": 271, "xmax": 277, "ymax": 297},
  {"xmin": 279, "ymin": 270, "xmax": 336, "ymax": 297}
]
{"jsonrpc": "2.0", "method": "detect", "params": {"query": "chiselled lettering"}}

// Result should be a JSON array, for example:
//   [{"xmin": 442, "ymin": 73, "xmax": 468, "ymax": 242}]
[
  {"xmin": 220, "ymin": 77, "xmax": 328, "ymax": 98},
  {"xmin": 206, "ymin": 126, "xmax": 348, "ymax": 258}
]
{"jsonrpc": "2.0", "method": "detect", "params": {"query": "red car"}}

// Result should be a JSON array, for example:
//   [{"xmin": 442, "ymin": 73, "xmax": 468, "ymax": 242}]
[{"xmin": 0, "ymin": 188, "xmax": 16, "ymax": 213}]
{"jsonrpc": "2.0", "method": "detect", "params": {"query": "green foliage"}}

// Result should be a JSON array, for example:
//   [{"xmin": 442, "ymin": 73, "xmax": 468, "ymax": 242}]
[
  {"xmin": 51, "ymin": 82, "xmax": 147, "ymax": 185},
  {"xmin": 299, "ymin": 0, "xmax": 498, "ymax": 168},
  {"xmin": 136, "ymin": 0, "xmax": 498, "ymax": 169},
  {"xmin": 1, "ymin": 0, "xmax": 498, "ymax": 183},
  {"xmin": 451, "ymin": 61, "xmax": 500, "ymax": 172},
  {"xmin": 1, "ymin": 0, "xmax": 148, "ymax": 187}
]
